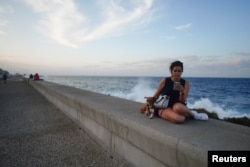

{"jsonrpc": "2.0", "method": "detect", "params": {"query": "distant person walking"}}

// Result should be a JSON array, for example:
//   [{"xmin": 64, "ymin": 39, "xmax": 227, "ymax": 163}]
[
  {"xmin": 29, "ymin": 74, "xmax": 33, "ymax": 80},
  {"xmin": 3, "ymin": 72, "xmax": 8, "ymax": 83},
  {"xmin": 29, "ymin": 74, "xmax": 33, "ymax": 82},
  {"xmin": 33, "ymin": 73, "xmax": 39, "ymax": 81}
]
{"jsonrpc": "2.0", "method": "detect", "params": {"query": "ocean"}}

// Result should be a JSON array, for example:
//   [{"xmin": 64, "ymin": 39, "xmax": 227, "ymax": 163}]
[{"xmin": 44, "ymin": 76, "xmax": 250, "ymax": 119}]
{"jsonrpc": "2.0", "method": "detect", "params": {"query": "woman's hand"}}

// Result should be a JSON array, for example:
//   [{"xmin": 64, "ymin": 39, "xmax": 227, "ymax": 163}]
[
  {"xmin": 178, "ymin": 81, "xmax": 190, "ymax": 102},
  {"xmin": 176, "ymin": 84, "xmax": 184, "ymax": 93},
  {"xmin": 144, "ymin": 97, "xmax": 155, "ymax": 104}
]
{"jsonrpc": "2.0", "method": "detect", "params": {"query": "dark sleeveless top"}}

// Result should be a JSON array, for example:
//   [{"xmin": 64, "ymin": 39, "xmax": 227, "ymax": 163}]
[{"xmin": 160, "ymin": 77, "xmax": 186, "ymax": 107}]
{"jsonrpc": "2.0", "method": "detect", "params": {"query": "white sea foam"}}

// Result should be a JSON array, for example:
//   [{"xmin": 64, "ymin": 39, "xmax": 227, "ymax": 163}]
[
  {"xmin": 126, "ymin": 78, "xmax": 155, "ymax": 102},
  {"xmin": 45, "ymin": 76, "xmax": 250, "ymax": 119},
  {"xmin": 188, "ymin": 98, "xmax": 249, "ymax": 119},
  {"xmin": 123, "ymin": 79, "xmax": 249, "ymax": 119}
]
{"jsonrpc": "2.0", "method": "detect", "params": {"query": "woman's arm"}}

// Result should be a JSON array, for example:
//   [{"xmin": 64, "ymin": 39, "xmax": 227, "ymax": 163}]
[
  {"xmin": 145, "ymin": 79, "xmax": 165, "ymax": 103},
  {"xmin": 153, "ymin": 78, "xmax": 166, "ymax": 99}
]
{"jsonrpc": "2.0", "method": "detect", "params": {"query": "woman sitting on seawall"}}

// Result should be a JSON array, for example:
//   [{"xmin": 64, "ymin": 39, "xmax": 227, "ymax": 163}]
[{"xmin": 141, "ymin": 60, "xmax": 208, "ymax": 124}]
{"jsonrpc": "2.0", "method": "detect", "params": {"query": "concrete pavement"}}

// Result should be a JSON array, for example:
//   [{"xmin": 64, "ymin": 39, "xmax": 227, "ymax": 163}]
[{"xmin": 0, "ymin": 77, "xmax": 130, "ymax": 167}]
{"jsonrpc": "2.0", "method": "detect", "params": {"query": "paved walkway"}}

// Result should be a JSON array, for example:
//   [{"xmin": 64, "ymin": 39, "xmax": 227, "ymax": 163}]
[{"xmin": 0, "ymin": 77, "xmax": 130, "ymax": 167}]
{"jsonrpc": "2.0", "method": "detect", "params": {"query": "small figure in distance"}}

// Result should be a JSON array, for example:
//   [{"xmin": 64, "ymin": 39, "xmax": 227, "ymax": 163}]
[
  {"xmin": 3, "ymin": 72, "xmax": 8, "ymax": 83},
  {"xmin": 29, "ymin": 74, "xmax": 33, "ymax": 79},
  {"xmin": 29, "ymin": 74, "xmax": 33, "ymax": 82},
  {"xmin": 33, "ymin": 73, "xmax": 40, "ymax": 81}
]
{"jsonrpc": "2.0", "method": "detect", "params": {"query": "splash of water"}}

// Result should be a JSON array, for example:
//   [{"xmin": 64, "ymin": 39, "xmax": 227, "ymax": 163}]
[
  {"xmin": 188, "ymin": 98, "xmax": 249, "ymax": 119},
  {"xmin": 125, "ymin": 79, "xmax": 249, "ymax": 119},
  {"xmin": 45, "ymin": 76, "xmax": 249, "ymax": 119},
  {"xmin": 126, "ymin": 78, "xmax": 155, "ymax": 102}
]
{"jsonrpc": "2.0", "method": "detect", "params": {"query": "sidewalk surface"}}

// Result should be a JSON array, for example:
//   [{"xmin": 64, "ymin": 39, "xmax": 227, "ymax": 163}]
[{"xmin": 0, "ymin": 77, "xmax": 130, "ymax": 167}]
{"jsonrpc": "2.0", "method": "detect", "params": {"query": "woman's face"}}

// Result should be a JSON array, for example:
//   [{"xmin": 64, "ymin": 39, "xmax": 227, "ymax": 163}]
[{"xmin": 171, "ymin": 66, "xmax": 183, "ymax": 80}]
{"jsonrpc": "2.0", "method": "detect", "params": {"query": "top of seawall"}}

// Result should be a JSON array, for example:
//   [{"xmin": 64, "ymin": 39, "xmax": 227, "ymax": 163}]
[{"xmin": 27, "ymin": 79, "xmax": 250, "ymax": 167}]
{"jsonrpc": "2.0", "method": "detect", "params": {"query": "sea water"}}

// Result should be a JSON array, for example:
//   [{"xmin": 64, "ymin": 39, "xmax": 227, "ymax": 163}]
[{"xmin": 44, "ymin": 76, "xmax": 250, "ymax": 119}]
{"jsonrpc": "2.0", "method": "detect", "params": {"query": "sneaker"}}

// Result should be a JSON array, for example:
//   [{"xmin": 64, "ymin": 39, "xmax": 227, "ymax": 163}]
[
  {"xmin": 191, "ymin": 110, "xmax": 208, "ymax": 121},
  {"xmin": 191, "ymin": 110, "xmax": 198, "ymax": 116},
  {"xmin": 194, "ymin": 113, "xmax": 208, "ymax": 121}
]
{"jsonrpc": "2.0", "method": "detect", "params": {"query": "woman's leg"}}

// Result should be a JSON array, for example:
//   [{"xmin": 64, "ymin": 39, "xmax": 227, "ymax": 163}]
[
  {"xmin": 158, "ymin": 108, "xmax": 186, "ymax": 124},
  {"xmin": 173, "ymin": 103, "xmax": 209, "ymax": 121},
  {"xmin": 172, "ymin": 103, "xmax": 194, "ymax": 118}
]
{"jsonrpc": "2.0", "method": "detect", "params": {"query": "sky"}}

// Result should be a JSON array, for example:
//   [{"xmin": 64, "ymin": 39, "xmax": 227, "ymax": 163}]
[{"xmin": 0, "ymin": 0, "xmax": 250, "ymax": 78}]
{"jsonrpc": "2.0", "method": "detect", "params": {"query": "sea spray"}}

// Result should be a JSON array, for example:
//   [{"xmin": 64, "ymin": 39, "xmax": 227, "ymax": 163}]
[
  {"xmin": 126, "ymin": 78, "xmax": 155, "ymax": 102},
  {"xmin": 127, "ymin": 79, "xmax": 249, "ymax": 119},
  {"xmin": 188, "ymin": 98, "xmax": 249, "ymax": 119},
  {"xmin": 45, "ymin": 76, "xmax": 250, "ymax": 119}
]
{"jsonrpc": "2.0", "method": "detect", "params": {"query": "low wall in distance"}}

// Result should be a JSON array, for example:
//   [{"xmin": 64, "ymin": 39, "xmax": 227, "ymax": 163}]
[{"xmin": 26, "ymin": 79, "xmax": 250, "ymax": 167}]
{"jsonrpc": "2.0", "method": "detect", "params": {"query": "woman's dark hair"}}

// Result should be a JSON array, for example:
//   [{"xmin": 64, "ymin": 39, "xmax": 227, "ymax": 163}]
[{"xmin": 170, "ymin": 60, "xmax": 183, "ymax": 72}]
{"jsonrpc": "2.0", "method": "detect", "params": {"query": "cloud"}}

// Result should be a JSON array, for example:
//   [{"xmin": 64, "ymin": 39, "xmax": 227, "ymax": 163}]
[
  {"xmin": 23, "ymin": 0, "xmax": 88, "ymax": 48},
  {"xmin": 182, "ymin": 54, "xmax": 250, "ymax": 77},
  {"xmin": 232, "ymin": 52, "xmax": 250, "ymax": 57},
  {"xmin": 174, "ymin": 23, "xmax": 192, "ymax": 31},
  {"xmin": 0, "ymin": 4, "xmax": 14, "ymax": 14},
  {"xmin": 22, "ymin": 0, "xmax": 154, "ymax": 48},
  {"xmin": 0, "ymin": 4, "xmax": 14, "ymax": 36},
  {"xmin": 112, "ymin": 54, "xmax": 250, "ymax": 77},
  {"xmin": 83, "ymin": 0, "xmax": 154, "ymax": 41},
  {"xmin": 166, "ymin": 35, "xmax": 176, "ymax": 40},
  {"xmin": 0, "ymin": 30, "xmax": 6, "ymax": 36}
]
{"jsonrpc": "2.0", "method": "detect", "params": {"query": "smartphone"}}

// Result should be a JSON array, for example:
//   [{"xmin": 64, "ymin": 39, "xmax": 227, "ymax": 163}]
[{"xmin": 173, "ymin": 82, "xmax": 181, "ymax": 90}]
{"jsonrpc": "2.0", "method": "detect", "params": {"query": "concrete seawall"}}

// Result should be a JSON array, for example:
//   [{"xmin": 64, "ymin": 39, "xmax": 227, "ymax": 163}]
[{"xmin": 26, "ymin": 79, "xmax": 250, "ymax": 167}]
